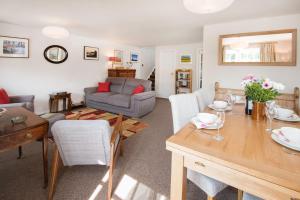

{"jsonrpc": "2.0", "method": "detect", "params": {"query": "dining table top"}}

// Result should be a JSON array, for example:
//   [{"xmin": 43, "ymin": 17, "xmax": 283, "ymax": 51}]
[{"xmin": 166, "ymin": 104, "xmax": 300, "ymax": 193}]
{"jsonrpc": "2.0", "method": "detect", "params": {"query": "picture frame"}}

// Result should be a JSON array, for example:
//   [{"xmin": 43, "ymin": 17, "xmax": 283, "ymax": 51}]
[
  {"xmin": 114, "ymin": 50, "xmax": 123, "ymax": 64},
  {"xmin": 84, "ymin": 46, "xmax": 99, "ymax": 60},
  {"xmin": 0, "ymin": 36, "xmax": 29, "ymax": 58},
  {"xmin": 130, "ymin": 51, "xmax": 139, "ymax": 62},
  {"xmin": 218, "ymin": 29, "xmax": 297, "ymax": 66},
  {"xmin": 180, "ymin": 54, "xmax": 192, "ymax": 64}
]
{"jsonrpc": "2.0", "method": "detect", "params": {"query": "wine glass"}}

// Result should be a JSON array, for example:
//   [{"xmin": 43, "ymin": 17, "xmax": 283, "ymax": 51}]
[
  {"xmin": 214, "ymin": 111, "xmax": 225, "ymax": 141},
  {"xmin": 265, "ymin": 100, "xmax": 278, "ymax": 132}
]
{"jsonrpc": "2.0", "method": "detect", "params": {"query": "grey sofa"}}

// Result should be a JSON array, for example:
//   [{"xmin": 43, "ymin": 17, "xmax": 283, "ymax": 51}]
[
  {"xmin": 0, "ymin": 95, "xmax": 35, "ymax": 112},
  {"xmin": 84, "ymin": 77, "xmax": 156, "ymax": 118}
]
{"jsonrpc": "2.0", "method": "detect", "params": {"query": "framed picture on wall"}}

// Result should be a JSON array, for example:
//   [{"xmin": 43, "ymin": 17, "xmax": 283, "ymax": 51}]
[
  {"xmin": 180, "ymin": 54, "xmax": 192, "ymax": 64},
  {"xmin": 84, "ymin": 46, "xmax": 99, "ymax": 60},
  {"xmin": 130, "ymin": 51, "xmax": 139, "ymax": 62},
  {"xmin": 0, "ymin": 36, "xmax": 29, "ymax": 58},
  {"xmin": 114, "ymin": 50, "xmax": 123, "ymax": 64}
]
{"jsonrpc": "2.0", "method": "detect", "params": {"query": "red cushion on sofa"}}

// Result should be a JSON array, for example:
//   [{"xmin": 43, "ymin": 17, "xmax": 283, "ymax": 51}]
[
  {"xmin": 0, "ymin": 88, "xmax": 9, "ymax": 104},
  {"xmin": 97, "ymin": 82, "xmax": 111, "ymax": 92},
  {"xmin": 132, "ymin": 85, "xmax": 145, "ymax": 95}
]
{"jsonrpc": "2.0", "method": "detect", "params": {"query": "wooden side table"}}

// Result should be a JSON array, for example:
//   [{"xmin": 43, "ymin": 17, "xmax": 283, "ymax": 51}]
[
  {"xmin": 49, "ymin": 93, "xmax": 72, "ymax": 113},
  {"xmin": 0, "ymin": 107, "xmax": 49, "ymax": 188}
]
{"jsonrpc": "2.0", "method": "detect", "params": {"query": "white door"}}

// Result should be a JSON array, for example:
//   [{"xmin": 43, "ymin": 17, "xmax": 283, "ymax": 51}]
[{"xmin": 157, "ymin": 50, "xmax": 176, "ymax": 98}]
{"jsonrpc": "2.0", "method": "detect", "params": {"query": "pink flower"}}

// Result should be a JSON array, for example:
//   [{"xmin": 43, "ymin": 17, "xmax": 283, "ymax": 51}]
[
  {"xmin": 243, "ymin": 74, "xmax": 255, "ymax": 81},
  {"xmin": 262, "ymin": 79, "xmax": 273, "ymax": 89},
  {"xmin": 241, "ymin": 74, "xmax": 257, "ymax": 87}
]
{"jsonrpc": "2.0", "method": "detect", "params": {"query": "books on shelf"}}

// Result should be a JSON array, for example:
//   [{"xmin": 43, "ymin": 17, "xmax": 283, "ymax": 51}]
[{"xmin": 175, "ymin": 69, "xmax": 192, "ymax": 94}]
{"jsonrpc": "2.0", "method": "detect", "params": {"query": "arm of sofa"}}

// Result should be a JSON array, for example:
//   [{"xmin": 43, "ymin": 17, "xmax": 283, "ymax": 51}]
[
  {"xmin": 9, "ymin": 95, "xmax": 34, "ymax": 103},
  {"xmin": 132, "ymin": 91, "xmax": 156, "ymax": 101},
  {"xmin": 84, "ymin": 87, "xmax": 98, "ymax": 95},
  {"xmin": 130, "ymin": 91, "xmax": 156, "ymax": 118},
  {"xmin": 0, "ymin": 102, "xmax": 26, "ymax": 109},
  {"xmin": 9, "ymin": 95, "xmax": 35, "ymax": 112}
]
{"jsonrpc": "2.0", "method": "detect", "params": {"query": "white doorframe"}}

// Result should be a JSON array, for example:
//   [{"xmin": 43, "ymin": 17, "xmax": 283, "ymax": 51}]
[{"xmin": 195, "ymin": 48, "xmax": 203, "ymax": 89}]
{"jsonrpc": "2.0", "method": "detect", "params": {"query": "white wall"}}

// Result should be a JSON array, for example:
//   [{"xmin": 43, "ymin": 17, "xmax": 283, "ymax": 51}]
[
  {"xmin": 0, "ymin": 22, "xmax": 144, "ymax": 114},
  {"xmin": 202, "ymin": 14, "xmax": 300, "ymax": 100},
  {"xmin": 155, "ymin": 43, "xmax": 202, "ymax": 98}
]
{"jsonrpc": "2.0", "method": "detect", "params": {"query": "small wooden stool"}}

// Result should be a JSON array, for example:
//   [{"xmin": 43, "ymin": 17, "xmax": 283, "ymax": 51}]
[{"xmin": 49, "ymin": 92, "xmax": 72, "ymax": 113}]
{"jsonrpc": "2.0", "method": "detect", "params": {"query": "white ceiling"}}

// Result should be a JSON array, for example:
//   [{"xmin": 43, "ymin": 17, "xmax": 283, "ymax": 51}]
[{"xmin": 0, "ymin": 0, "xmax": 299, "ymax": 47}]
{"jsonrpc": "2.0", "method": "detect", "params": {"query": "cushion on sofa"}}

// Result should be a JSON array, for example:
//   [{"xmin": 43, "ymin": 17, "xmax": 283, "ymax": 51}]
[
  {"xmin": 106, "ymin": 77, "xmax": 126, "ymax": 93},
  {"xmin": 97, "ymin": 82, "xmax": 111, "ymax": 92},
  {"xmin": 122, "ymin": 79, "xmax": 151, "ymax": 95},
  {"xmin": 0, "ymin": 88, "xmax": 9, "ymax": 104},
  {"xmin": 87, "ymin": 92, "xmax": 116, "ymax": 103},
  {"xmin": 132, "ymin": 85, "xmax": 145, "ymax": 94},
  {"xmin": 107, "ymin": 94, "xmax": 131, "ymax": 108}
]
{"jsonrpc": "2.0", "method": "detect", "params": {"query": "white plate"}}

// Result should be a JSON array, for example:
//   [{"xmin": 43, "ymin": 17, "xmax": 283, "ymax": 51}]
[
  {"xmin": 191, "ymin": 116, "xmax": 223, "ymax": 130},
  {"xmin": 208, "ymin": 104, "xmax": 232, "ymax": 111},
  {"xmin": 274, "ymin": 114, "xmax": 300, "ymax": 122},
  {"xmin": 271, "ymin": 129, "xmax": 300, "ymax": 152}
]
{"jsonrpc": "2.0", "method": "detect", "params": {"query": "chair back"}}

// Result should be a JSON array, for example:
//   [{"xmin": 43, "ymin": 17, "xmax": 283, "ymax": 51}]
[
  {"xmin": 214, "ymin": 82, "xmax": 300, "ymax": 114},
  {"xmin": 52, "ymin": 120, "xmax": 112, "ymax": 166},
  {"xmin": 169, "ymin": 93, "xmax": 200, "ymax": 133}
]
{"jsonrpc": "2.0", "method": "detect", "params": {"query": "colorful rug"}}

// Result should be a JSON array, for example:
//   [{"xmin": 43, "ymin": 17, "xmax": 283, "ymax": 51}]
[{"xmin": 65, "ymin": 108, "xmax": 148, "ymax": 138}]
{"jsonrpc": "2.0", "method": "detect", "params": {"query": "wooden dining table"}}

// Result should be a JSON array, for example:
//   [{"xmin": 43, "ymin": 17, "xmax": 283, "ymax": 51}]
[{"xmin": 166, "ymin": 105, "xmax": 300, "ymax": 200}]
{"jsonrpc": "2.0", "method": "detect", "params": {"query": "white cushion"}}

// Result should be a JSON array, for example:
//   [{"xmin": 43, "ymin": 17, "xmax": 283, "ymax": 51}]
[
  {"xmin": 52, "ymin": 120, "xmax": 112, "ymax": 166},
  {"xmin": 187, "ymin": 170, "xmax": 228, "ymax": 197}
]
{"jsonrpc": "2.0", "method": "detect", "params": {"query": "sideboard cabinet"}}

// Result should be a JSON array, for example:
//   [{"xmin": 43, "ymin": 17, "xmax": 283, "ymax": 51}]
[{"xmin": 108, "ymin": 69, "xmax": 136, "ymax": 78}]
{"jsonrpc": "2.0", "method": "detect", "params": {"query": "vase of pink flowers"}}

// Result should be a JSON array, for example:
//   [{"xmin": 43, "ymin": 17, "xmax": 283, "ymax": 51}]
[{"xmin": 241, "ymin": 75, "xmax": 285, "ymax": 121}]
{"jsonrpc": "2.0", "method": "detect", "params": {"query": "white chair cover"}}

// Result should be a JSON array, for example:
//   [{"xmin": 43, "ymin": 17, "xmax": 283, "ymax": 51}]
[
  {"xmin": 243, "ymin": 193, "xmax": 263, "ymax": 200},
  {"xmin": 193, "ymin": 88, "xmax": 211, "ymax": 111},
  {"xmin": 51, "ymin": 120, "xmax": 112, "ymax": 166},
  {"xmin": 169, "ymin": 93, "xmax": 227, "ymax": 197}
]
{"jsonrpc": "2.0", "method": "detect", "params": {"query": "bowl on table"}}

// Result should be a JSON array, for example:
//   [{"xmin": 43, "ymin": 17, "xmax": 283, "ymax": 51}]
[{"xmin": 213, "ymin": 101, "xmax": 228, "ymax": 110}]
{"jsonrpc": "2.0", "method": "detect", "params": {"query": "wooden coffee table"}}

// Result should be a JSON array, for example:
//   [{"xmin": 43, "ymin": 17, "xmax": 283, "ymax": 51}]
[{"xmin": 0, "ymin": 107, "xmax": 49, "ymax": 188}]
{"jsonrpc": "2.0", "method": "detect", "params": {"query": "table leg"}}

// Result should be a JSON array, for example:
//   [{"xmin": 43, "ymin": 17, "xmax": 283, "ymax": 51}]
[
  {"xmin": 67, "ymin": 96, "xmax": 72, "ymax": 111},
  {"xmin": 63, "ymin": 98, "xmax": 66, "ymax": 111},
  {"xmin": 17, "ymin": 146, "xmax": 23, "ymax": 159},
  {"xmin": 170, "ymin": 153, "xmax": 186, "ymax": 200},
  {"xmin": 49, "ymin": 98, "xmax": 53, "ymax": 113},
  {"xmin": 42, "ymin": 133, "xmax": 48, "ymax": 188}
]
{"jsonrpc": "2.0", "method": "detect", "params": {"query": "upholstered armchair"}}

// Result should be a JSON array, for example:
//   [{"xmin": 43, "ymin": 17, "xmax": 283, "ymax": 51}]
[
  {"xmin": 48, "ymin": 115, "xmax": 123, "ymax": 200},
  {"xmin": 0, "ymin": 95, "xmax": 35, "ymax": 112}
]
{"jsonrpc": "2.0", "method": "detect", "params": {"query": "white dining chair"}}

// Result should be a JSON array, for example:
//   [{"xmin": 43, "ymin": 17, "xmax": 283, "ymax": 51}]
[
  {"xmin": 243, "ymin": 192, "xmax": 263, "ymax": 200},
  {"xmin": 48, "ymin": 115, "xmax": 123, "ymax": 200},
  {"xmin": 169, "ymin": 93, "xmax": 228, "ymax": 200},
  {"xmin": 193, "ymin": 88, "xmax": 212, "ymax": 111}
]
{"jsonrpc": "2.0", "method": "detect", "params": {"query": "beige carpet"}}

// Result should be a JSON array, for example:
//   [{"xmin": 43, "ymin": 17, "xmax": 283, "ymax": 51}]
[{"xmin": 0, "ymin": 98, "xmax": 237, "ymax": 200}]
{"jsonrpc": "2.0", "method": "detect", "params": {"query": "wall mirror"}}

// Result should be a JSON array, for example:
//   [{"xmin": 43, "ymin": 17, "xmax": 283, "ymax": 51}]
[
  {"xmin": 219, "ymin": 29, "xmax": 297, "ymax": 66},
  {"xmin": 44, "ymin": 45, "xmax": 68, "ymax": 64}
]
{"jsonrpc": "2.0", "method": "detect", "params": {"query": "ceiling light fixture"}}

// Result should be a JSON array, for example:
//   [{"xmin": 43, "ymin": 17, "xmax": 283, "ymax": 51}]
[
  {"xmin": 42, "ymin": 26, "xmax": 70, "ymax": 39},
  {"xmin": 183, "ymin": 0, "xmax": 235, "ymax": 14}
]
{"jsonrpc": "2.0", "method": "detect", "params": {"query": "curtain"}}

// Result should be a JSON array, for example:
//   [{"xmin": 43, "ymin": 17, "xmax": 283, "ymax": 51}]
[{"xmin": 260, "ymin": 42, "xmax": 276, "ymax": 62}]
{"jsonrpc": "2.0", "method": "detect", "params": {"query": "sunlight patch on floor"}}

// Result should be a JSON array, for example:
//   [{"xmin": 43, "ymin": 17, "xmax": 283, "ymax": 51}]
[
  {"xmin": 101, "ymin": 170, "xmax": 110, "ymax": 183},
  {"xmin": 113, "ymin": 174, "xmax": 168, "ymax": 200},
  {"xmin": 88, "ymin": 184, "xmax": 103, "ymax": 200},
  {"xmin": 114, "ymin": 174, "xmax": 138, "ymax": 199}
]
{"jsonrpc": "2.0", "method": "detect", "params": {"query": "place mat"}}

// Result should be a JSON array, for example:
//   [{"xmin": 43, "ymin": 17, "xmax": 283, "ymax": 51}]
[{"xmin": 65, "ymin": 108, "xmax": 148, "ymax": 138}]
